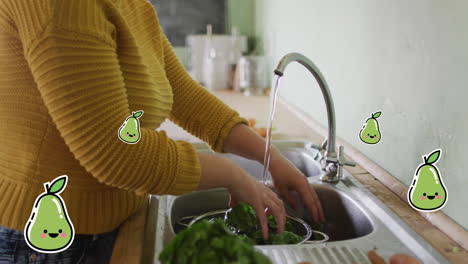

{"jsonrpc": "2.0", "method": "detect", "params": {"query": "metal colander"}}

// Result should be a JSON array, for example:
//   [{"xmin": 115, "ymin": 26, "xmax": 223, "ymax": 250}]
[{"xmin": 176, "ymin": 209, "xmax": 329, "ymax": 244}]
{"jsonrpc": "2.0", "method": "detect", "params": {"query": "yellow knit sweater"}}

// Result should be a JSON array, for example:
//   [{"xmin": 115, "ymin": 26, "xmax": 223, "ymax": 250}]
[{"xmin": 0, "ymin": 0, "xmax": 247, "ymax": 234}]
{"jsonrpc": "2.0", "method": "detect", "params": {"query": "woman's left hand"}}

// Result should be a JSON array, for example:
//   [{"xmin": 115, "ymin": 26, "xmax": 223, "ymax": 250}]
[
  {"xmin": 223, "ymin": 123, "xmax": 326, "ymax": 223},
  {"xmin": 269, "ymin": 149, "xmax": 325, "ymax": 223}
]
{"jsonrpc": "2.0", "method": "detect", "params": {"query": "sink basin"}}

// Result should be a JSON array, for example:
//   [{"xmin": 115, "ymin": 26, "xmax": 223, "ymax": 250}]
[
  {"xmin": 170, "ymin": 141, "xmax": 371, "ymax": 241},
  {"xmin": 146, "ymin": 141, "xmax": 449, "ymax": 264},
  {"xmin": 290, "ymin": 185, "xmax": 374, "ymax": 242},
  {"xmin": 169, "ymin": 185, "xmax": 374, "ymax": 242}
]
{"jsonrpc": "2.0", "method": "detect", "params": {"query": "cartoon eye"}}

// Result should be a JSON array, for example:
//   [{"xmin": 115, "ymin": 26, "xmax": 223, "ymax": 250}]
[
  {"xmin": 59, "ymin": 229, "xmax": 63, "ymax": 233},
  {"xmin": 435, "ymin": 192, "xmax": 438, "ymax": 195},
  {"xmin": 423, "ymin": 193, "xmax": 426, "ymax": 196},
  {"xmin": 43, "ymin": 229, "xmax": 47, "ymax": 233}
]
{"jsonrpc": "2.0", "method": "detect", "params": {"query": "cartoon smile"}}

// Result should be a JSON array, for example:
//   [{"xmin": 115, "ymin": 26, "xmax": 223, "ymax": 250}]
[
  {"xmin": 368, "ymin": 134, "xmax": 376, "ymax": 139},
  {"xmin": 48, "ymin": 233, "xmax": 59, "ymax": 238},
  {"xmin": 126, "ymin": 132, "xmax": 136, "ymax": 138},
  {"xmin": 422, "ymin": 192, "xmax": 439, "ymax": 200}
]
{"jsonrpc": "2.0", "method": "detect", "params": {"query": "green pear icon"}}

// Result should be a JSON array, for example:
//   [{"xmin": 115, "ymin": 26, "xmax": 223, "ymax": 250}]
[
  {"xmin": 408, "ymin": 149, "xmax": 447, "ymax": 212},
  {"xmin": 24, "ymin": 175, "xmax": 74, "ymax": 253},
  {"xmin": 118, "ymin": 110, "xmax": 144, "ymax": 144},
  {"xmin": 359, "ymin": 111, "xmax": 382, "ymax": 144}
]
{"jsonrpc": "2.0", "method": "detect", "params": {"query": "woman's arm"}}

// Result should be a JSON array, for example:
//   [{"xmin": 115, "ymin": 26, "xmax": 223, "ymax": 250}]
[
  {"xmin": 160, "ymin": 32, "xmax": 249, "ymax": 153},
  {"xmin": 223, "ymin": 123, "xmax": 326, "ymax": 223},
  {"xmin": 18, "ymin": 2, "xmax": 201, "ymax": 196}
]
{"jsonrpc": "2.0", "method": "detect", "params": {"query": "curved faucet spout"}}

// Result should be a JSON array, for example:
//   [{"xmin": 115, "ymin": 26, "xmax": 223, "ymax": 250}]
[{"xmin": 274, "ymin": 52, "xmax": 337, "ymax": 162}]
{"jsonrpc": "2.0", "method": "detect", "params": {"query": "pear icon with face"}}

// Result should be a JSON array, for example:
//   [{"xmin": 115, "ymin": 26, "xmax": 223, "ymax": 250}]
[
  {"xmin": 118, "ymin": 110, "xmax": 144, "ymax": 144},
  {"xmin": 359, "ymin": 111, "xmax": 382, "ymax": 144},
  {"xmin": 408, "ymin": 149, "xmax": 447, "ymax": 212},
  {"xmin": 25, "ymin": 176, "xmax": 74, "ymax": 253}
]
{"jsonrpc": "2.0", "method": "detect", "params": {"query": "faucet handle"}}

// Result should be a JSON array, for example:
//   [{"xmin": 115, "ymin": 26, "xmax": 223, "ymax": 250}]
[
  {"xmin": 337, "ymin": 146, "xmax": 356, "ymax": 178},
  {"xmin": 312, "ymin": 138, "xmax": 328, "ymax": 160}
]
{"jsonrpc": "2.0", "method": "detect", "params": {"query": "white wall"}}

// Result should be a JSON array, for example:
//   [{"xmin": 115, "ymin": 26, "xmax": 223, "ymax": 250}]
[{"xmin": 255, "ymin": 0, "xmax": 468, "ymax": 228}]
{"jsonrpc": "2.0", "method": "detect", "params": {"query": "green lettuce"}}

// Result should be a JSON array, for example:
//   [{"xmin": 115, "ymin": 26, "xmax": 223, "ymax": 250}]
[
  {"xmin": 159, "ymin": 219, "xmax": 271, "ymax": 264},
  {"xmin": 225, "ymin": 203, "xmax": 303, "ymax": 245}
]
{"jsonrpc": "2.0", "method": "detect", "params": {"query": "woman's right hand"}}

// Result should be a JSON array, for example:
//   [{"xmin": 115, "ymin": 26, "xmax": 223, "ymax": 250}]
[
  {"xmin": 228, "ymin": 172, "xmax": 286, "ymax": 240},
  {"xmin": 197, "ymin": 152, "xmax": 286, "ymax": 240}
]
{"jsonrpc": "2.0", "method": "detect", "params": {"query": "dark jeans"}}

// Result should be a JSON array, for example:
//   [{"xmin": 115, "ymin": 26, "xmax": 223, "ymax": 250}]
[{"xmin": 0, "ymin": 225, "xmax": 119, "ymax": 264}]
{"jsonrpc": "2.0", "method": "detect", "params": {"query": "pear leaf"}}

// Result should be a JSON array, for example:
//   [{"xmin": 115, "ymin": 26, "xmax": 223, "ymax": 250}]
[
  {"xmin": 425, "ymin": 150, "xmax": 441, "ymax": 164},
  {"xmin": 133, "ymin": 111, "xmax": 144, "ymax": 119},
  {"xmin": 372, "ymin": 112, "xmax": 382, "ymax": 119},
  {"xmin": 48, "ymin": 176, "xmax": 67, "ymax": 194}
]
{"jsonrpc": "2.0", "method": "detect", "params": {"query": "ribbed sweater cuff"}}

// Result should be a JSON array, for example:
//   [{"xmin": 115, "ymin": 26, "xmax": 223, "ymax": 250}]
[
  {"xmin": 166, "ymin": 140, "xmax": 201, "ymax": 195},
  {"xmin": 212, "ymin": 115, "xmax": 249, "ymax": 153}
]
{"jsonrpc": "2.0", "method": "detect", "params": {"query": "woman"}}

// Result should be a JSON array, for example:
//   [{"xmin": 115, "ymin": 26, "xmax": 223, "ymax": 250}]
[{"xmin": 0, "ymin": 0, "xmax": 324, "ymax": 262}]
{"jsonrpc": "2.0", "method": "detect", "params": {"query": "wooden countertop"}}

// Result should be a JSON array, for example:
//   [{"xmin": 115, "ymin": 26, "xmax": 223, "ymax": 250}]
[{"xmin": 110, "ymin": 90, "xmax": 467, "ymax": 264}]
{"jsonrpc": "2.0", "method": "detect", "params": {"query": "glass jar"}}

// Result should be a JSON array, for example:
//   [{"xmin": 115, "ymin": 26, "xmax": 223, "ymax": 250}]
[{"xmin": 238, "ymin": 56, "xmax": 268, "ymax": 96}]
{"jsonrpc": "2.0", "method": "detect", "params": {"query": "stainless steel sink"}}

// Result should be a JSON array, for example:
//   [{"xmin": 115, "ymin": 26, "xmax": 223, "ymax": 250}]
[
  {"xmin": 144, "ymin": 141, "xmax": 449, "ymax": 264},
  {"xmin": 169, "ymin": 185, "xmax": 374, "ymax": 242},
  {"xmin": 290, "ymin": 185, "xmax": 374, "ymax": 242}
]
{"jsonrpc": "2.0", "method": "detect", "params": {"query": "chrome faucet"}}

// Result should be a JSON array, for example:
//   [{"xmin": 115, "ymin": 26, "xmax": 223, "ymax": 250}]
[{"xmin": 274, "ymin": 53, "xmax": 355, "ymax": 182}]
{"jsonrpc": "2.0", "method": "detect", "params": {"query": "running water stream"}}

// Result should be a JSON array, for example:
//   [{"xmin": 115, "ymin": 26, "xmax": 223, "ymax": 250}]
[{"xmin": 261, "ymin": 75, "xmax": 282, "ymax": 184}]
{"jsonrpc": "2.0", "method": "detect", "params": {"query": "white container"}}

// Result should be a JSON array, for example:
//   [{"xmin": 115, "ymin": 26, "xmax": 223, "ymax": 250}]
[
  {"xmin": 238, "ymin": 55, "xmax": 268, "ymax": 96},
  {"xmin": 203, "ymin": 53, "xmax": 230, "ymax": 91},
  {"xmin": 186, "ymin": 35, "xmax": 248, "ymax": 85}
]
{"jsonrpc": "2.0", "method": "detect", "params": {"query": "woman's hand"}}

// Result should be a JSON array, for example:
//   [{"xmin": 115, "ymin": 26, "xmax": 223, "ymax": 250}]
[
  {"xmin": 269, "ymin": 148, "xmax": 325, "ymax": 223},
  {"xmin": 223, "ymin": 123, "xmax": 326, "ymax": 224},
  {"xmin": 389, "ymin": 254, "xmax": 421, "ymax": 264},
  {"xmin": 228, "ymin": 172, "xmax": 286, "ymax": 239},
  {"xmin": 368, "ymin": 251, "xmax": 421, "ymax": 264},
  {"xmin": 197, "ymin": 153, "xmax": 286, "ymax": 240}
]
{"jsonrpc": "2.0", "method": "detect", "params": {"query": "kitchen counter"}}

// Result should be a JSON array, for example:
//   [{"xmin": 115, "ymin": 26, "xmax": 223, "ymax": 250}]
[{"xmin": 110, "ymin": 90, "xmax": 467, "ymax": 264}]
